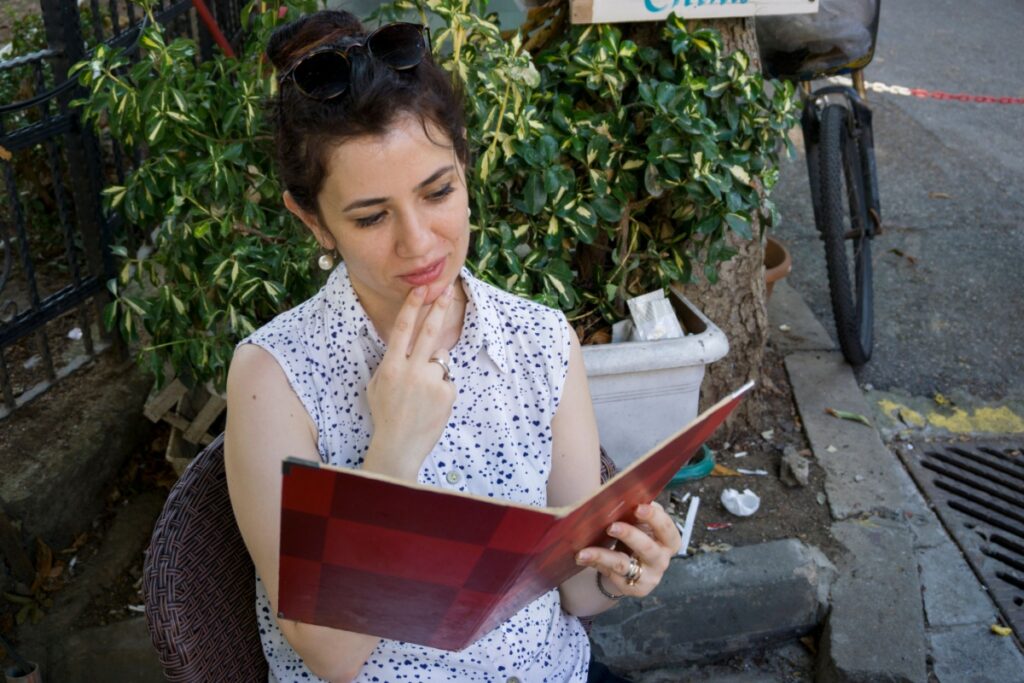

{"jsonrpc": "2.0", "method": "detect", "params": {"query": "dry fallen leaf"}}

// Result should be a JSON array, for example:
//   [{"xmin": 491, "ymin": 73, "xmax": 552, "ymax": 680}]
[
  {"xmin": 825, "ymin": 407, "xmax": 873, "ymax": 427},
  {"xmin": 61, "ymin": 532, "xmax": 89, "ymax": 555},
  {"xmin": 711, "ymin": 463, "xmax": 741, "ymax": 477},
  {"xmin": 928, "ymin": 191, "xmax": 952, "ymax": 200},
  {"xmin": 0, "ymin": 145, "xmax": 11, "ymax": 162},
  {"xmin": 888, "ymin": 248, "xmax": 918, "ymax": 266}
]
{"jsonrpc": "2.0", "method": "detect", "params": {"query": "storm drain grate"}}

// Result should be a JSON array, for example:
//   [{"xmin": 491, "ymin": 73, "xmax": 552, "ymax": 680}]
[{"xmin": 900, "ymin": 441, "xmax": 1024, "ymax": 637}]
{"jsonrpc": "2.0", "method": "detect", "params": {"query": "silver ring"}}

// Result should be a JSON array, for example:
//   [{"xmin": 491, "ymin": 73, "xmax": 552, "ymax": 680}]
[
  {"xmin": 429, "ymin": 357, "xmax": 453, "ymax": 382},
  {"xmin": 623, "ymin": 556, "xmax": 643, "ymax": 586}
]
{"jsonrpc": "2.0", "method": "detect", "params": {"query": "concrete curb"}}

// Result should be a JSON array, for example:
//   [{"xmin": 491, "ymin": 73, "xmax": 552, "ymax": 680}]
[
  {"xmin": 771, "ymin": 280, "xmax": 1024, "ymax": 682},
  {"xmin": 0, "ymin": 355, "xmax": 153, "ymax": 548},
  {"xmin": 591, "ymin": 539, "xmax": 835, "ymax": 671},
  {"xmin": 773, "ymin": 281, "xmax": 928, "ymax": 682}
]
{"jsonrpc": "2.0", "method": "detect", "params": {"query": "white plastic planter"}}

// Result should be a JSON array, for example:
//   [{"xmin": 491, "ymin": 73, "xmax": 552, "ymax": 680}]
[{"xmin": 582, "ymin": 288, "xmax": 729, "ymax": 470}]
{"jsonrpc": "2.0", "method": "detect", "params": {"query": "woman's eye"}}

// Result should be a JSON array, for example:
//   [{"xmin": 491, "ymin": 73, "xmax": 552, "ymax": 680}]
[
  {"xmin": 355, "ymin": 212, "xmax": 386, "ymax": 228},
  {"xmin": 428, "ymin": 184, "xmax": 455, "ymax": 202}
]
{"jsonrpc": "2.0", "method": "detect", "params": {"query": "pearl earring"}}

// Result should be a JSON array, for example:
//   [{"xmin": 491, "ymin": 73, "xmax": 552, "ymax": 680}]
[
  {"xmin": 467, "ymin": 206, "xmax": 472, "ymax": 219},
  {"xmin": 318, "ymin": 251, "xmax": 335, "ymax": 271}
]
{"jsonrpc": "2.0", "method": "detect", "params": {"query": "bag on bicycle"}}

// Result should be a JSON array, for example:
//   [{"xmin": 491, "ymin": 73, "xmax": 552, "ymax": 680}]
[{"xmin": 756, "ymin": 0, "xmax": 880, "ymax": 80}]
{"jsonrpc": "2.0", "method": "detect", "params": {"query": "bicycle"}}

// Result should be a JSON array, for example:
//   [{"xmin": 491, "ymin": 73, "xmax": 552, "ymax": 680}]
[{"xmin": 759, "ymin": 1, "xmax": 883, "ymax": 365}]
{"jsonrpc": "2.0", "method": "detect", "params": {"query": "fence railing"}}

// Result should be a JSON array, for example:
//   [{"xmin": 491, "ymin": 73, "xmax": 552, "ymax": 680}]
[{"xmin": 0, "ymin": 0, "xmax": 243, "ymax": 419}]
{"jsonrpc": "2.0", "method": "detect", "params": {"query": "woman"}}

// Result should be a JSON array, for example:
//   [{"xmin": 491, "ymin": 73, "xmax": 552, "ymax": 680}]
[{"xmin": 224, "ymin": 11, "xmax": 681, "ymax": 682}]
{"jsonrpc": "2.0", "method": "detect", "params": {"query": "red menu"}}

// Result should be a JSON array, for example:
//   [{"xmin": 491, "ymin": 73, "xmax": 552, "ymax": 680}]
[{"xmin": 277, "ymin": 382, "xmax": 752, "ymax": 650}]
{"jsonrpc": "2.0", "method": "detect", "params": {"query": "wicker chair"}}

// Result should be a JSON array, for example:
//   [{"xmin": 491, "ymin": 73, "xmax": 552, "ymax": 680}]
[
  {"xmin": 143, "ymin": 434, "xmax": 618, "ymax": 681},
  {"xmin": 144, "ymin": 433, "xmax": 267, "ymax": 681}
]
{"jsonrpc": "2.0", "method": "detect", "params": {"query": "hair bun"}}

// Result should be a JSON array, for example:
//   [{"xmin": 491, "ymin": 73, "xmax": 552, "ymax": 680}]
[{"xmin": 266, "ymin": 10, "xmax": 365, "ymax": 71}]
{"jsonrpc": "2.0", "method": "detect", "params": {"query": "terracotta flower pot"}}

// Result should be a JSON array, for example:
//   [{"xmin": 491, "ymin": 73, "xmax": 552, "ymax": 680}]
[{"xmin": 764, "ymin": 235, "xmax": 792, "ymax": 301}]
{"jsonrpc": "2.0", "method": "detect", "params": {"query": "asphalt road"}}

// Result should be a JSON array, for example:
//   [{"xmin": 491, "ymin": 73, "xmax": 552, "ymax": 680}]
[{"xmin": 771, "ymin": 0, "xmax": 1024, "ymax": 404}]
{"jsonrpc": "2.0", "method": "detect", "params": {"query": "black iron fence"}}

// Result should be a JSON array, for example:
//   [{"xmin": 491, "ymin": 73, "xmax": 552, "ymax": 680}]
[{"xmin": 0, "ymin": 0, "xmax": 243, "ymax": 419}]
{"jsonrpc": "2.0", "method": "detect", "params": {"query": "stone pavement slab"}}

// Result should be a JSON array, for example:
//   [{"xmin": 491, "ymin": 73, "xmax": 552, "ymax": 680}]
[
  {"xmin": 929, "ymin": 625, "xmax": 1024, "ymax": 683},
  {"xmin": 630, "ymin": 640, "xmax": 814, "ymax": 682},
  {"xmin": 591, "ymin": 539, "xmax": 834, "ymax": 671},
  {"xmin": 42, "ymin": 616, "xmax": 163, "ymax": 683},
  {"xmin": 767, "ymin": 280, "xmax": 835, "ymax": 355},
  {"xmin": 819, "ymin": 517, "xmax": 927, "ymax": 683},
  {"xmin": 785, "ymin": 351, "xmax": 906, "ymax": 520},
  {"xmin": 918, "ymin": 544, "xmax": 999, "ymax": 629}
]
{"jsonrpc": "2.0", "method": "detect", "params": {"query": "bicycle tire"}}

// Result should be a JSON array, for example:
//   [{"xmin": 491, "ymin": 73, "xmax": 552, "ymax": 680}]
[{"xmin": 817, "ymin": 103, "xmax": 874, "ymax": 365}]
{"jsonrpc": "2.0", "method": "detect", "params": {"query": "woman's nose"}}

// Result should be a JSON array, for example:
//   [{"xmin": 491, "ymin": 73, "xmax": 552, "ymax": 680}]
[{"xmin": 394, "ymin": 210, "xmax": 433, "ymax": 257}]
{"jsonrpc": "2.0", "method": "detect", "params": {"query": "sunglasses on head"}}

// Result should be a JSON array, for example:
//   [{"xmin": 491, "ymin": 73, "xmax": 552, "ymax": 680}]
[{"xmin": 279, "ymin": 22, "xmax": 430, "ymax": 101}]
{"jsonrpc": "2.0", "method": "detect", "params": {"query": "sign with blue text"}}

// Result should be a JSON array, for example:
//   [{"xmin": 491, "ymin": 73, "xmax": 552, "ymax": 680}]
[{"xmin": 571, "ymin": 0, "xmax": 819, "ymax": 24}]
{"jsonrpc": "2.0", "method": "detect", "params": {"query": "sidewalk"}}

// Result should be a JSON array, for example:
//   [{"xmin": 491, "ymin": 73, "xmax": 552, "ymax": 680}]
[{"xmin": 592, "ymin": 280, "xmax": 1024, "ymax": 682}]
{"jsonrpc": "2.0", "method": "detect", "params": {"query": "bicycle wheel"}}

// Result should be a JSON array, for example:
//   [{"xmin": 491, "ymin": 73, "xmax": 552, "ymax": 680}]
[{"xmin": 817, "ymin": 103, "xmax": 874, "ymax": 365}]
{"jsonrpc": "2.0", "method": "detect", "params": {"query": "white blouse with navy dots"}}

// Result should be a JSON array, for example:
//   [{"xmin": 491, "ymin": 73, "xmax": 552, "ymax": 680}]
[{"xmin": 238, "ymin": 264, "xmax": 590, "ymax": 682}]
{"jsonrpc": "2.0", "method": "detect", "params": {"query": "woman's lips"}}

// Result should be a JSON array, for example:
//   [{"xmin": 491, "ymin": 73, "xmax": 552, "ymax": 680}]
[{"xmin": 399, "ymin": 258, "xmax": 446, "ymax": 287}]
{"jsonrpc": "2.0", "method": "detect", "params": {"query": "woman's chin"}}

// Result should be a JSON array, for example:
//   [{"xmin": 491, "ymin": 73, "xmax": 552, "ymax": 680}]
[{"xmin": 422, "ymin": 275, "xmax": 459, "ymax": 305}]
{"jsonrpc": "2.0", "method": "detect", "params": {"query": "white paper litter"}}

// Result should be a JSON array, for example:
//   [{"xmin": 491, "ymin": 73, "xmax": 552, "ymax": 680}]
[
  {"xmin": 626, "ymin": 290, "xmax": 684, "ymax": 341},
  {"xmin": 737, "ymin": 468, "xmax": 769, "ymax": 476},
  {"xmin": 733, "ymin": 451, "xmax": 748, "ymax": 459},
  {"xmin": 67, "ymin": 327, "xmax": 83, "ymax": 340},
  {"xmin": 676, "ymin": 495, "xmax": 700, "ymax": 556},
  {"xmin": 721, "ymin": 488, "xmax": 760, "ymax": 517}
]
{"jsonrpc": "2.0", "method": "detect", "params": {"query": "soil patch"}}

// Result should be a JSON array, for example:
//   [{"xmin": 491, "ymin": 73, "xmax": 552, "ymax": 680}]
[
  {"xmin": 657, "ymin": 339, "xmax": 840, "ymax": 560},
  {"xmin": 0, "ymin": 0, "xmax": 40, "ymax": 46},
  {"xmin": 1, "ymin": 421, "xmax": 175, "ymax": 661}
]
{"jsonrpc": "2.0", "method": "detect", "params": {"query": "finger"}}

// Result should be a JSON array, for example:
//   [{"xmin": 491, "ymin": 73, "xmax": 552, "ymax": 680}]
[
  {"xmin": 637, "ymin": 502, "xmax": 682, "ymax": 553},
  {"xmin": 408, "ymin": 284, "xmax": 454, "ymax": 363},
  {"xmin": 575, "ymin": 546, "xmax": 635, "ymax": 579},
  {"xmin": 389, "ymin": 286, "xmax": 427, "ymax": 359},
  {"xmin": 428, "ymin": 350, "xmax": 452, "ymax": 382},
  {"xmin": 606, "ymin": 522, "xmax": 662, "ymax": 567}
]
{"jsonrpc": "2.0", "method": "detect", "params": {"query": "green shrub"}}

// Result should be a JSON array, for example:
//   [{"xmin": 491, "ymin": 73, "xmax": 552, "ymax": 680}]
[
  {"xmin": 401, "ymin": 0, "xmax": 797, "ymax": 338},
  {"xmin": 74, "ymin": 0, "xmax": 322, "ymax": 390},
  {"xmin": 75, "ymin": 0, "xmax": 796, "ymax": 390}
]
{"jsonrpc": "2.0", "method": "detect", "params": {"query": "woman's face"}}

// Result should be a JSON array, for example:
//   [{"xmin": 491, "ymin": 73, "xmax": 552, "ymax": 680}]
[{"xmin": 298, "ymin": 115, "xmax": 470, "ymax": 319}]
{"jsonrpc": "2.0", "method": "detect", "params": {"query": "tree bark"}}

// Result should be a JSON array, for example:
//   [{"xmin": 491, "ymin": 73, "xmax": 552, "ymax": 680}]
[{"xmin": 679, "ymin": 17, "xmax": 768, "ymax": 438}]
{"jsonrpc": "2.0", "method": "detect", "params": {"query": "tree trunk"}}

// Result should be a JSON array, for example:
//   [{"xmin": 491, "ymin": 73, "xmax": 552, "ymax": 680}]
[
  {"xmin": 680, "ymin": 17, "xmax": 768, "ymax": 438},
  {"xmin": 619, "ymin": 16, "xmax": 769, "ymax": 438}
]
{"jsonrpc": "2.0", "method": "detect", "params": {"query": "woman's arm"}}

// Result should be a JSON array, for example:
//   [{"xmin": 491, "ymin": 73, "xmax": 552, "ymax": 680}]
[
  {"xmin": 547, "ymin": 328, "xmax": 618, "ymax": 617},
  {"xmin": 224, "ymin": 286, "xmax": 457, "ymax": 681},
  {"xmin": 549, "ymin": 328, "xmax": 681, "ymax": 617},
  {"xmin": 225, "ymin": 345, "xmax": 381, "ymax": 682}
]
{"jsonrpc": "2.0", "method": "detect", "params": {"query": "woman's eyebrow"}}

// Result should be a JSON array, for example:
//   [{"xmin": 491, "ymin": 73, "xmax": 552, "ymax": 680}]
[
  {"xmin": 415, "ymin": 165, "xmax": 454, "ymax": 191},
  {"xmin": 341, "ymin": 166, "xmax": 454, "ymax": 212},
  {"xmin": 343, "ymin": 196, "xmax": 388, "ymax": 212}
]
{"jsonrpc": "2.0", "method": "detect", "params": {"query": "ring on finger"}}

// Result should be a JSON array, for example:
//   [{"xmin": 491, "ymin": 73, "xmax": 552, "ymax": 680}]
[
  {"xmin": 429, "ymin": 357, "xmax": 453, "ymax": 382},
  {"xmin": 623, "ymin": 556, "xmax": 644, "ymax": 586}
]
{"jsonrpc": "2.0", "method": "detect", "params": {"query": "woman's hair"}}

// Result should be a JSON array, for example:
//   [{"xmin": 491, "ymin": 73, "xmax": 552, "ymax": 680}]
[{"xmin": 266, "ymin": 11, "xmax": 468, "ymax": 215}]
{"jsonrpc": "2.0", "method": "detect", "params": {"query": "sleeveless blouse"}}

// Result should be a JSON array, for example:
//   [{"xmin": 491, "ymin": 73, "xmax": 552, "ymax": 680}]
[{"xmin": 237, "ymin": 264, "xmax": 590, "ymax": 682}]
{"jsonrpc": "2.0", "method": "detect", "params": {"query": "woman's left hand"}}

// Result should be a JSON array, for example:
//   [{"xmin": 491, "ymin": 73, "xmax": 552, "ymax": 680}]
[{"xmin": 575, "ymin": 501, "xmax": 681, "ymax": 599}]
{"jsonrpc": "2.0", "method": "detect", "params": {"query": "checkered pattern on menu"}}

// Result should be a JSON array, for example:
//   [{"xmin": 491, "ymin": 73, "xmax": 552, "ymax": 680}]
[{"xmin": 278, "ymin": 389, "xmax": 746, "ymax": 651}]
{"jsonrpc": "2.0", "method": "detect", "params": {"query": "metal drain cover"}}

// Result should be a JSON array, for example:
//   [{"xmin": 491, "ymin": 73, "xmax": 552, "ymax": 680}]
[{"xmin": 899, "ymin": 440, "xmax": 1024, "ymax": 637}]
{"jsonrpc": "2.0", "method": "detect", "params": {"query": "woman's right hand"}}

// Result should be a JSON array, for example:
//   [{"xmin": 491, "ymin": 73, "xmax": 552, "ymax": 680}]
[{"xmin": 362, "ymin": 284, "xmax": 458, "ymax": 481}]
